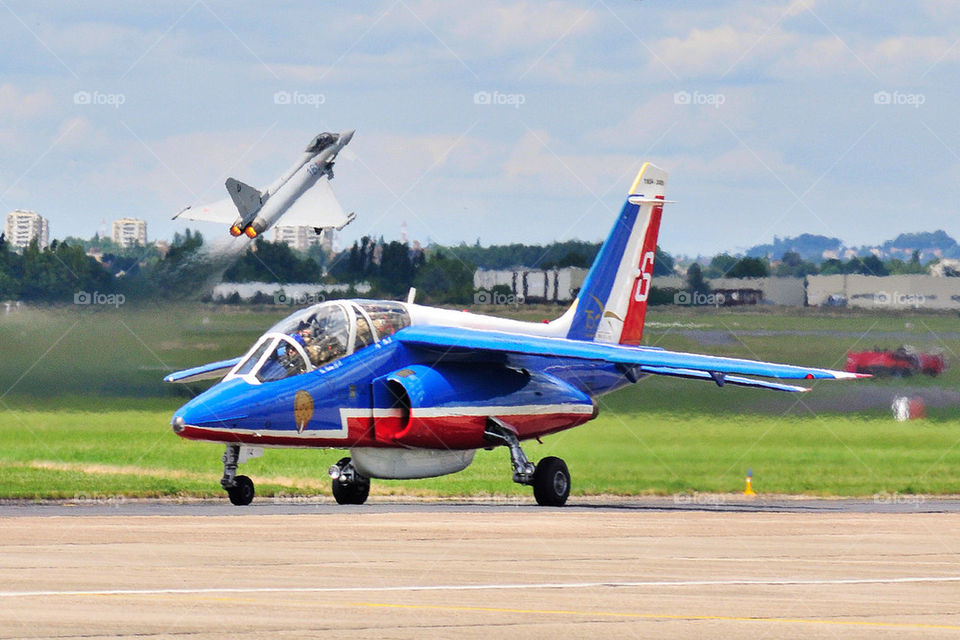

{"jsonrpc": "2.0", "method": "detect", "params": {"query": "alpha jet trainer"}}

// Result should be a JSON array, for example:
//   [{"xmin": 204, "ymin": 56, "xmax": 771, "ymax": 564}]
[
  {"xmin": 165, "ymin": 162, "xmax": 867, "ymax": 507},
  {"xmin": 174, "ymin": 130, "xmax": 356, "ymax": 239}
]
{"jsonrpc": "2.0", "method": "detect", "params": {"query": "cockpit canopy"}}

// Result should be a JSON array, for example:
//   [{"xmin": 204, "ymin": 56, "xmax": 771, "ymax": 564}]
[
  {"xmin": 226, "ymin": 300, "xmax": 411, "ymax": 384},
  {"xmin": 305, "ymin": 132, "xmax": 337, "ymax": 153}
]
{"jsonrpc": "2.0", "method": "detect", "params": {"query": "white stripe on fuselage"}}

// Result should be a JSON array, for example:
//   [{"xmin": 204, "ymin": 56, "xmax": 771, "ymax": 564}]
[{"xmin": 404, "ymin": 303, "xmax": 574, "ymax": 338}]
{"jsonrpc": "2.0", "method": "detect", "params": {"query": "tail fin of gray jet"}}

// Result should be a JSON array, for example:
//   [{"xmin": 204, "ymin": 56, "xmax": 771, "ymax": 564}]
[{"xmin": 225, "ymin": 177, "xmax": 264, "ymax": 220}]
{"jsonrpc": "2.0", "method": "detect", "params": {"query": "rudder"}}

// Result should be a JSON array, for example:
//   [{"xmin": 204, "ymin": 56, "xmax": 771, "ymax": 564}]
[{"xmin": 566, "ymin": 163, "xmax": 668, "ymax": 345}]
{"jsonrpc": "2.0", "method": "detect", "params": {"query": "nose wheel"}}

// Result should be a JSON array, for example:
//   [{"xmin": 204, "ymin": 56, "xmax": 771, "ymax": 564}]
[
  {"xmin": 227, "ymin": 475, "xmax": 255, "ymax": 506},
  {"xmin": 220, "ymin": 445, "xmax": 261, "ymax": 506}
]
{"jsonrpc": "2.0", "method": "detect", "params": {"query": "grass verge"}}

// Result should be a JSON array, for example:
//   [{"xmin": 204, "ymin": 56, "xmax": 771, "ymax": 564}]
[{"xmin": 2, "ymin": 399, "xmax": 958, "ymax": 499}]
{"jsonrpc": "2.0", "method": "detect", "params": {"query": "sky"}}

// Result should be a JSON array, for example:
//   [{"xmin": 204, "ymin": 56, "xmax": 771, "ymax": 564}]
[{"xmin": 0, "ymin": 0, "xmax": 958, "ymax": 257}]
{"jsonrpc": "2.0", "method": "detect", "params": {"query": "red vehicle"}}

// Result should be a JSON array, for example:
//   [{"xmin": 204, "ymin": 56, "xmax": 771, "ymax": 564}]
[
  {"xmin": 917, "ymin": 351, "xmax": 948, "ymax": 376},
  {"xmin": 846, "ymin": 346, "xmax": 946, "ymax": 377}
]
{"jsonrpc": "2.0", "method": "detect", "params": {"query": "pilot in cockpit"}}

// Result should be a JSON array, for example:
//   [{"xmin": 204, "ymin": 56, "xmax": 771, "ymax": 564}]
[{"xmin": 291, "ymin": 318, "xmax": 346, "ymax": 368}]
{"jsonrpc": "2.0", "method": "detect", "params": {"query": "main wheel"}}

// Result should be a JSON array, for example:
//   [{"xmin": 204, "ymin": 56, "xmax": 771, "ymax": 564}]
[
  {"xmin": 331, "ymin": 457, "xmax": 370, "ymax": 505},
  {"xmin": 533, "ymin": 456, "xmax": 570, "ymax": 506},
  {"xmin": 227, "ymin": 475, "xmax": 255, "ymax": 506},
  {"xmin": 332, "ymin": 479, "xmax": 370, "ymax": 505}
]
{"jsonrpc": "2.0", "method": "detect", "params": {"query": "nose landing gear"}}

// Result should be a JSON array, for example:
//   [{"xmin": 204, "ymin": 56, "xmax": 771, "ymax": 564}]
[{"xmin": 221, "ymin": 445, "xmax": 261, "ymax": 506}]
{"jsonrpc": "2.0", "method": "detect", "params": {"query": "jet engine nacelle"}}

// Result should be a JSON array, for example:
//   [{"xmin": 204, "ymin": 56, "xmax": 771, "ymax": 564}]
[{"xmin": 372, "ymin": 363, "xmax": 596, "ymax": 449}]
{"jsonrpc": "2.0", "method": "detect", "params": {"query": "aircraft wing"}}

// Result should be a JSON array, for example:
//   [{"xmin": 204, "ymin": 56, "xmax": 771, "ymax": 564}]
[
  {"xmin": 395, "ymin": 326, "xmax": 865, "ymax": 393},
  {"xmin": 164, "ymin": 357, "xmax": 242, "ymax": 384},
  {"xmin": 173, "ymin": 198, "xmax": 238, "ymax": 224},
  {"xmin": 280, "ymin": 175, "xmax": 354, "ymax": 230}
]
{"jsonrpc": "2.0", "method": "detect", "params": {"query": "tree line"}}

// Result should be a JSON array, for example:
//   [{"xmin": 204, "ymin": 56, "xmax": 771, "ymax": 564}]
[
  {"xmin": 694, "ymin": 250, "xmax": 928, "ymax": 280},
  {"xmin": 0, "ymin": 228, "xmax": 944, "ymax": 307}
]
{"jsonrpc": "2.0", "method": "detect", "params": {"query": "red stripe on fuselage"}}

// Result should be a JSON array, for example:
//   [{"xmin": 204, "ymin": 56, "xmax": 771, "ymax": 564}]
[{"xmin": 176, "ymin": 410, "xmax": 593, "ymax": 450}]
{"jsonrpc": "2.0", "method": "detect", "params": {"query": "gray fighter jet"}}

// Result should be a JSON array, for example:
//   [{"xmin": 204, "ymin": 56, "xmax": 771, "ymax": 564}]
[{"xmin": 174, "ymin": 130, "xmax": 356, "ymax": 238}]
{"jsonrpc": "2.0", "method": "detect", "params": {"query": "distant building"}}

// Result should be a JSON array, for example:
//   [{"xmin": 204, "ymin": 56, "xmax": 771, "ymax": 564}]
[
  {"xmin": 112, "ymin": 218, "xmax": 147, "ymax": 248},
  {"xmin": 273, "ymin": 225, "xmax": 325, "ymax": 253},
  {"xmin": 4, "ymin": 210, "xmax": 49, "ymax": 250},
  {"xmin": 709, "ymin": 277, "xmax": 806, "ymax": 306},
  {"xmin": 807, "ymin": 274, "xmax": 960, "ymax": 310},
  {"xmin": 212, "ymin": 281, "xmax": 371, "ymax": 303},
  {"xmin": 474, "ymin": 267, "xmax": 588, "ymax": 303},
  {"xmin": 929, "ymin": 259, "xmax": 960, "ymax": 277},
  {"xmin": 651, "ymin": 276, "xmax": 806, "ymax": 306}
]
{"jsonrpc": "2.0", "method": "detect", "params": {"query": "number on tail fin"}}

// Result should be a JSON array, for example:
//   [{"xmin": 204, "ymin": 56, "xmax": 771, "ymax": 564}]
[{"xmin": 634, "ymin": 251, "xmax": 655, "ymax": 303}]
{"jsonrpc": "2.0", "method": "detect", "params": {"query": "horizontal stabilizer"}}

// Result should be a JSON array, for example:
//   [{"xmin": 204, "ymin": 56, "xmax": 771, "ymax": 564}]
[{"xmin": 164, "ymin": 357, "xmax": 241, "ymax": 384}]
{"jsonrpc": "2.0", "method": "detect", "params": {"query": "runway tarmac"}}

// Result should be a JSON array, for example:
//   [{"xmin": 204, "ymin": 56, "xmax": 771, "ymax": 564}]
[{"xmin": 2, "ymin": 499, "xmax": 959, "ymax": 638}]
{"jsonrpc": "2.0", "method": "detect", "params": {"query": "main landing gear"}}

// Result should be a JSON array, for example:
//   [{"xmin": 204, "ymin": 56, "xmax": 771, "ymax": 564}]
[
  {"xmin": 328, "ymin": 457, "xmax": 370, "ymax": 505},
  {"xmin": 221, "ymin": 445, "xmax": 257, "ymax": 506},
  {"xmin": 485, "ymin": 418, "xmax": 571, "ymax": 507}
]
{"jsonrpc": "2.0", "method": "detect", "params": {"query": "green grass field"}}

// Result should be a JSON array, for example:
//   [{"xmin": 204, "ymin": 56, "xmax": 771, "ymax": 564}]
[{"xmin": 1, "ymin": 303, "xmax": 958, "ymax": 499}]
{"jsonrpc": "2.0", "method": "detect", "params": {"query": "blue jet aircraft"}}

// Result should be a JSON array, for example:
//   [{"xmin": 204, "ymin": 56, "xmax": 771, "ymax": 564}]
[{"xmin": 166, "ymin": 163, "xmax": 865, "ymax": 506}]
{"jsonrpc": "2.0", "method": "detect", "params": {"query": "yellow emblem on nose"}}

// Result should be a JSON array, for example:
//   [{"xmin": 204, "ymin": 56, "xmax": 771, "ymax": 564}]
[{"xmin": 294, "ymin": 390, "xmax": 314, "ymax": 434}]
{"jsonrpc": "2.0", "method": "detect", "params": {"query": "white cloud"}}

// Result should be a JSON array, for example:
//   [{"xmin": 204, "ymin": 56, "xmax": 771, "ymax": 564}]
[
  {"xmin": 502, "ymin": 129, "xmax": 640, "ymax": 196},
  {"xmin": 447, "ymin": 1, "xmax": 597, "ymax": 52},
  {"xmin": 0, "ymin": 83, "xmax": 57, "ymax": 122}
]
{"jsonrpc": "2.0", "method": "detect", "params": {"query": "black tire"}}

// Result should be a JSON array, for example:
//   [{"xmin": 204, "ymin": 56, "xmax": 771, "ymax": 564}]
[
  {"xmin": 332, "ymin": 478, "xmax": 370, "ymax": 505},
  {"xmin": 227, "ymin": 475, "xmax": 255, "ymax": 506},
  {"xmin": 533, "ymin": 456, "xmax": 570, "ymax": 506},
  {"xmin": 331, "ymin": 458, "xmax": 370, "ymax": 505}
]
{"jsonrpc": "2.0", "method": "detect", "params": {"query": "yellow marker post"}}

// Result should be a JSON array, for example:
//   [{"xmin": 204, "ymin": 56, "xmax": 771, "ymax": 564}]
[{"xmin": 744, "ymin": 468, "xmax": 756, "ymax": 496}]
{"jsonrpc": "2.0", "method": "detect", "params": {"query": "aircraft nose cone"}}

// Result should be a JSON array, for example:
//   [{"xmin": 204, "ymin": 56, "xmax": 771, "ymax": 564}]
[
  {"xmin": 171, "ymin": 377, "xmax": 252, "ymax": 433},
  {"xmin": 339, "ymin": 130, "xmax": 355, "ymax": 145}
]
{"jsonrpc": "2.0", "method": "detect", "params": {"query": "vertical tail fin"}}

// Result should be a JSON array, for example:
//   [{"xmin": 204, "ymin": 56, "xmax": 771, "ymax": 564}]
[{"xmin": 566, "ymin": 163, "xmax": 668, "ymax": 345}]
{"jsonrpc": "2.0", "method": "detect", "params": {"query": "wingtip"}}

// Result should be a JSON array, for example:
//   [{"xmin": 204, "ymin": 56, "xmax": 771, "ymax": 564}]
[{"xmin": 830, "ymin": 370, "xmax": 871, "ymax": 380}]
